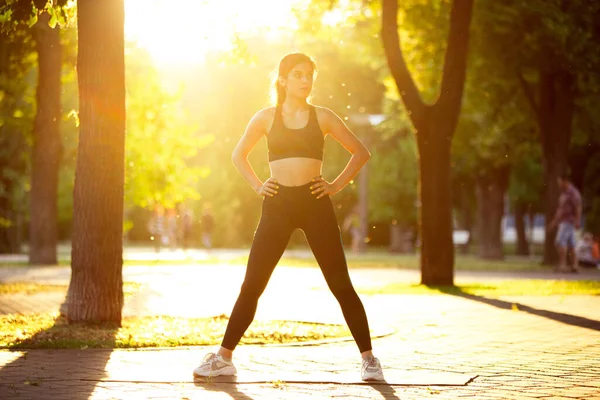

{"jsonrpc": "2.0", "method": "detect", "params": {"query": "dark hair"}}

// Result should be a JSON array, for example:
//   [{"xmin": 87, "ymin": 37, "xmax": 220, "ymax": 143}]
[{"xmin": 272, "ymin": 53, "xmax": 317, "ymax": 106}]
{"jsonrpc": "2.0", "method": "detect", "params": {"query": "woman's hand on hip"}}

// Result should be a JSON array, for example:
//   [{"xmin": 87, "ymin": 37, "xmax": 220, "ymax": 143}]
[
  {"xmin": 310, "ymin": 177, "xmax": 337, "ymax": 199},
  {"xmin": 256, "ymin": 178, "xmax": 279, "ymax": 197}
]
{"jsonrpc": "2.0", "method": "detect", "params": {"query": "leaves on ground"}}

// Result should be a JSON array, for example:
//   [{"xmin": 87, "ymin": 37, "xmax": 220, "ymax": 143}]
[
  {"xmin": 0, "ymin": 282, "xmax": 142, "ymax": 295},
  {"xmin": 357, "ymin": 280, "xmax": 600, "ymax": 296},
  {"xmin": 0, "ymin": 313, "xmax": 352, "ymax": 349}
]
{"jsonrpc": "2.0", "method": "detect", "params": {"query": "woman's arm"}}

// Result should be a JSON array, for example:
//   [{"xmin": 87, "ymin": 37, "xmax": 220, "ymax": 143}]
[
  {"xmin": 310, "ymin": 108, "xmax": 371, "ymax": 199},
  {"xmin": 232, "ymin": 109, "xmax": 279, "ymax": 197}
]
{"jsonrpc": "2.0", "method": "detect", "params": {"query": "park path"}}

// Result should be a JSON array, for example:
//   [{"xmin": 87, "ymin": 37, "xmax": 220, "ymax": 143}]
[{"xmin": 1, "ymin": 249, "xmax": 599, "ymax": 399}]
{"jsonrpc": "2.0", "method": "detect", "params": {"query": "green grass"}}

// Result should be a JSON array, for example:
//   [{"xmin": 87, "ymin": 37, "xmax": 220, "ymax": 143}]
[
  {"xmin": 122, "ymin": 252, "xmax": 547, "ymax": 272},
  {"xmin": 1, "ymin": 313, "xmax": 353, "ymax": 349},
  {"xmin": 0, "ymin": 251, "xmax": 549, "ymax": 272},
  {"xmin": 0, "ymin": 282, "xmax": 67, "ymax": 295},
  {"xmin": 356, "ymin": 280, "xmax": 600, "ymax": 296},
  {"xmin": 0, "ymin": 282, "xmax": 142, "ymax": 296},
  {"xmin": 0, "ymin": 260, "xmax": 70, "ymax": 267}
]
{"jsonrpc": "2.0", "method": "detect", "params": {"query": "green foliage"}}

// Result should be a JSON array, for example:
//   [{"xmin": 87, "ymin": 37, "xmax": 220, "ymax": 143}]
[
  {"xmin": 296, "ymin": 0, "xmax": 419, "ymax": 228},
  {"xmin": 368, "ymin": 130, "xmax": 418, "ymax": 226},
  {"xmin": 477, "ymin": 0, "xmax": 600, "ymax": 216},
  {"xmin": 182, "ymin": 51, "xmax": 274, "ymax": 246},
  {"xmin": 125, "ymin": 48, "xmax": 207, "ymax": 210},
  {"xmin": 0, "ymin": 0, "xmax": 72, "ymax": 32},
  {"xmin": 0, "ymin": 0, "xmax": 76, "ymax": 246},
  {"xmin": 57, "ymin": 26, "xmax": 78, "ymax": 237},
  {"xmin": 395, "ymin": 0, "xmax": 450, "ymax": 103},
  {"xmin": 508, "ymin": 155, "xmax": 543, "ymax": 209},
  {"xmin": 0, "ymin": 23, "xmax": 36, "ymax": 237},
  {"xmin": 302, "ymin": 0, "xmax": 450, "ymax": 103},
  {"xmin": 57, "ymin": 39, "xmax": 210, "ymax": 238}
]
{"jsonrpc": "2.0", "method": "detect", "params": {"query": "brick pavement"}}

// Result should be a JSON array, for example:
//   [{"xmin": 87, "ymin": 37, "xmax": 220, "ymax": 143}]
[
  {"xmin": 2, "ymin": 262, "xmax": 600, "ymax": 318},
  {"xmin": 1, "ymin": 260, "xmax": 600, "ymax": 398},
  {"xmin": 1, "ymin": 291, "xmax": 600, "ymax": 399}
]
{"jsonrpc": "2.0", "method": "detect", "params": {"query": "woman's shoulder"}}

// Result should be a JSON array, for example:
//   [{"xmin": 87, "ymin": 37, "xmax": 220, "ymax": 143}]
[
  {"xmin": 250, "ymin": 107, "xmax": 276, "ymax": 133},
  {"xmin": 247, "ymin": 107, "xmax": 277, "ymax": 131},
  {"xmin": 256, "ymin": 106, "xmax": 277, "ymax": 117},
  {"xmin": 311, "ymin": 104, "xmax": 335, "ymax": 117},
  {"xmin": 253, "ymin": 106, "xmax": 277, "ymax": 124},
  {"xmin": 311, "ymin": 105, "xmax": 339, "ymax": 130},
  {"xmin": 312, "ymin": 104, "xmax": 339, "ymax": 121}
]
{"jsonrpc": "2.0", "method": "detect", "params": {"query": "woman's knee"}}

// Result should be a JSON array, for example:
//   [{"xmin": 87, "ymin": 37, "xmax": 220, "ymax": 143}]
[
  {"xmin": 238, "ymin": 281, "xmax": 266, "ymax": 301},
  {"xmin": 329, "ymin": 281, "xmax": 359, "ymax": 302}
]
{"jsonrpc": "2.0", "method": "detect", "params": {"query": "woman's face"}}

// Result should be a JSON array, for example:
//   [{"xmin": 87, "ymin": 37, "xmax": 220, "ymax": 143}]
[{"xmin": 280, "ymin": 61, "xmax": 314, "ymax": 99}]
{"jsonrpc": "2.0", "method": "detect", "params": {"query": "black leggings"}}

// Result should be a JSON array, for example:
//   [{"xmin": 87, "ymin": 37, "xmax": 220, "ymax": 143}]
[{"xmin": 221, "ymin": 182, "xmax": 372, "ymax": 353}]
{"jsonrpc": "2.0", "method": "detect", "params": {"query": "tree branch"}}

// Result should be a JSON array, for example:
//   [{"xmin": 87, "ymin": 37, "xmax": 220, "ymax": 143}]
[
  {"xmin": 381, "ymin": 0, "xmax": 426, "ymax": 128},
  {"xmin": 437, "ymin": 0, "xmax": 474, "ymax": 134},
  {"xmin": 517, "ymin": 70, "xmax": 540, "ymax": 120}
]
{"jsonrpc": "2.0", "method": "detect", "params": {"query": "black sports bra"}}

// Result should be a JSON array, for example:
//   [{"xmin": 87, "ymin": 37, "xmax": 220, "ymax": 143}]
[{"xmin": 267, "ymin": 105, "xmax": 324, "ymax": 162}]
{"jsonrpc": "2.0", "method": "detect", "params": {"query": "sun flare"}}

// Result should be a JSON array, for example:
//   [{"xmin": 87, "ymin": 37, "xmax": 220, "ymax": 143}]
[{"xmin": 125, "ymin": 0, "xmax": 301, "ymax": 65}]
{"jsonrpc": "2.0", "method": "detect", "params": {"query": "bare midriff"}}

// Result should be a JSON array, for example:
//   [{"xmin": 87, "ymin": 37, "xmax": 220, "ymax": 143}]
[{"xmin": 269, "ymin": 157, "xmax": 323, "ymax": 186}]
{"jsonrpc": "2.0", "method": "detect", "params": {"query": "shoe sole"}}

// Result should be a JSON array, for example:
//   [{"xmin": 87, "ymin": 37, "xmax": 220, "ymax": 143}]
[
  {"xmin": 362, "ymin": 372, "xmax": 385, "ymax": 381},
  {"xmin": 193, "ymin": 366, "xmax": 237, "ymax": 378}
]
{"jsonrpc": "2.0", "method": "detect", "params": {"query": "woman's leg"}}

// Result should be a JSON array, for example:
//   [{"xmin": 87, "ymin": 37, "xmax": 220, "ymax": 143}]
[
  {"xmin": 302, "ymin": 197, "xmax": 372, "ymax": 354},
  {"xmin": 221, "ymin": 210, "xmax": 293, "ymax": 351}
]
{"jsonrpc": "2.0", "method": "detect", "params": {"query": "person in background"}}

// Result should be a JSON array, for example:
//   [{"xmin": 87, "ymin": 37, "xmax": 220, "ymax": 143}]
[
  {"xmin": 342, "ymin": 205, "xmax": 362, "ymax": 254},
  {"xmin": 548, "ymin": 173, "xmax": 582, "ymax": 273},
  {"xmin": 179, "ymin": 204, "xmax": 194, "ymax": 251},
  {"xmin": 576, "ymin": 232, "xmax": 599, "ymax": 268},
  {"xmin": 200, "ymin": 205, "xmax": 215, "ymax": 250},
  {"xmin": 147, "ymin": 204, "xmax": 166, "ymax": 253},
  {"xmin": 165, "ymin": 207, "xmax": 178, "ymax": 249}
]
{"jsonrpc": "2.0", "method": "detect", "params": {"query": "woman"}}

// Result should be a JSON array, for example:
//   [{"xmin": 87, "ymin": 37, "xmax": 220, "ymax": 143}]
[{"xmin": 193, "ymin": 53, "xmax": 384, "ymax": 381}]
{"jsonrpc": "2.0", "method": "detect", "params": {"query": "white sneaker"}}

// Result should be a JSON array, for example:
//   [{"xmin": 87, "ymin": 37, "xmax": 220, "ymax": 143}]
[
  {"xmin": 361, "ymin": 356, "xmax": 384, "ymax": 381},
  {"xmin": 193, "ymin": 353, "xmax": 237, "ymax": 378}
]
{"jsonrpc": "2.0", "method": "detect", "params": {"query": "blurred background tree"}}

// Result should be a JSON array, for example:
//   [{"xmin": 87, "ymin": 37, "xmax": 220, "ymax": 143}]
[{"xmin": 0, "ymin": 0, "xmax": 598, "ymax": 278}]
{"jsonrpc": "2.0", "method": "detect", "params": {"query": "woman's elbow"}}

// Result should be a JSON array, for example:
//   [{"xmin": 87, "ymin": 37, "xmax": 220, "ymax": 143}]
[
  {"xmin": 231, "ymin": 149, "xmax": 245, "ymax": 165},
  {"xmin": 358, "ymin": 148, "xmax": 371, "ymax": 162}
]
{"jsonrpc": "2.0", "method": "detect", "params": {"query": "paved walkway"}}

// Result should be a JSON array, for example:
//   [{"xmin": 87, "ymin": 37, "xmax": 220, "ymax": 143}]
[
  {"xmin": 1, "ymin": 255, "xmax": 600, "ymax": 399},
  {"xmin": 1, "ymin": 293, "xmax": 600, "ymax": 399}
]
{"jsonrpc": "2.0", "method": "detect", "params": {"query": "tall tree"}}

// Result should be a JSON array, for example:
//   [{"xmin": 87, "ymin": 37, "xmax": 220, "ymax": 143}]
[
  {"xmin": 29, "ymin": 11, "xmax": 61, "ymax": 265},
  {"xmin": 0, "ymin": 24, "xmax": 34, "ymax": 254},
  {"xmin": 485, "ymin": 0, "xmax": 600, "ymax": 265},
  {"xmin": 381, "ymin": 0, "xmax": 474, "ymax": 284},
  {"xmin": 452, "ymin": 3, "xmax": 539, "ymax": 261},
  {"xmin": 1, "ymin": 1, "xmax": 68, "ymax": 262},
  {"xmin": 67, "ymin": 0, "xmax": 125, "ymax": 322}
]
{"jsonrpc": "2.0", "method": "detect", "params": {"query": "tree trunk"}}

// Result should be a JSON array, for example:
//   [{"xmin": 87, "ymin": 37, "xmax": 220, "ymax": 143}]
[
  {"xmin": 475, "ymin": 167, "xmax": 509, "ymax": 260},
  {"xmin": 381, "ymin": 0, "xmax": 474, "ymax": 285},
  {"xmin": 538, "ymin": 70, "xmax": 575, "ymax": 266},
  {"xmin": 514, "ymin": 201, "xmax": 529, "ymax": 256},
  {"xmin": 67, "ymin": 0, "xmax": 126, "ymax": 323},
  {"xmin": 29, "ymin": 13, "xmax": 62, "ymax": 265},
  {"xmin": 418, "ymin": 113, "xmax": 455, "ymax": 284}
]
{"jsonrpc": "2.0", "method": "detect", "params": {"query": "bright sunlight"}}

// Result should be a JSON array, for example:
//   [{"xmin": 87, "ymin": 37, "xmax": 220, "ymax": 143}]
[{"xmin": 125, "ymin": 0, "xmax": 303, "ymax": 65}]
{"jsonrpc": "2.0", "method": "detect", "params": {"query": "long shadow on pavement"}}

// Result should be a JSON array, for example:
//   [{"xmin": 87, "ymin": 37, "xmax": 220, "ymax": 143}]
[
  {"xmin": 193, "ymin": 378, "xmax": 402, "ymax": 400},
  {"xmin": 366, "ymin": 382, "xmax": 402, "ymax": 399},
  {"xmin": 193, "ymin": 377, "xmax": 256, "ymax": 400},
  {"xmin": 0, "ymin": 307, "xmax": 117, "ymax": 399},
  {"xmin": 434, "ymin": 287, "xmax": 600, "ymax": 331}
]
